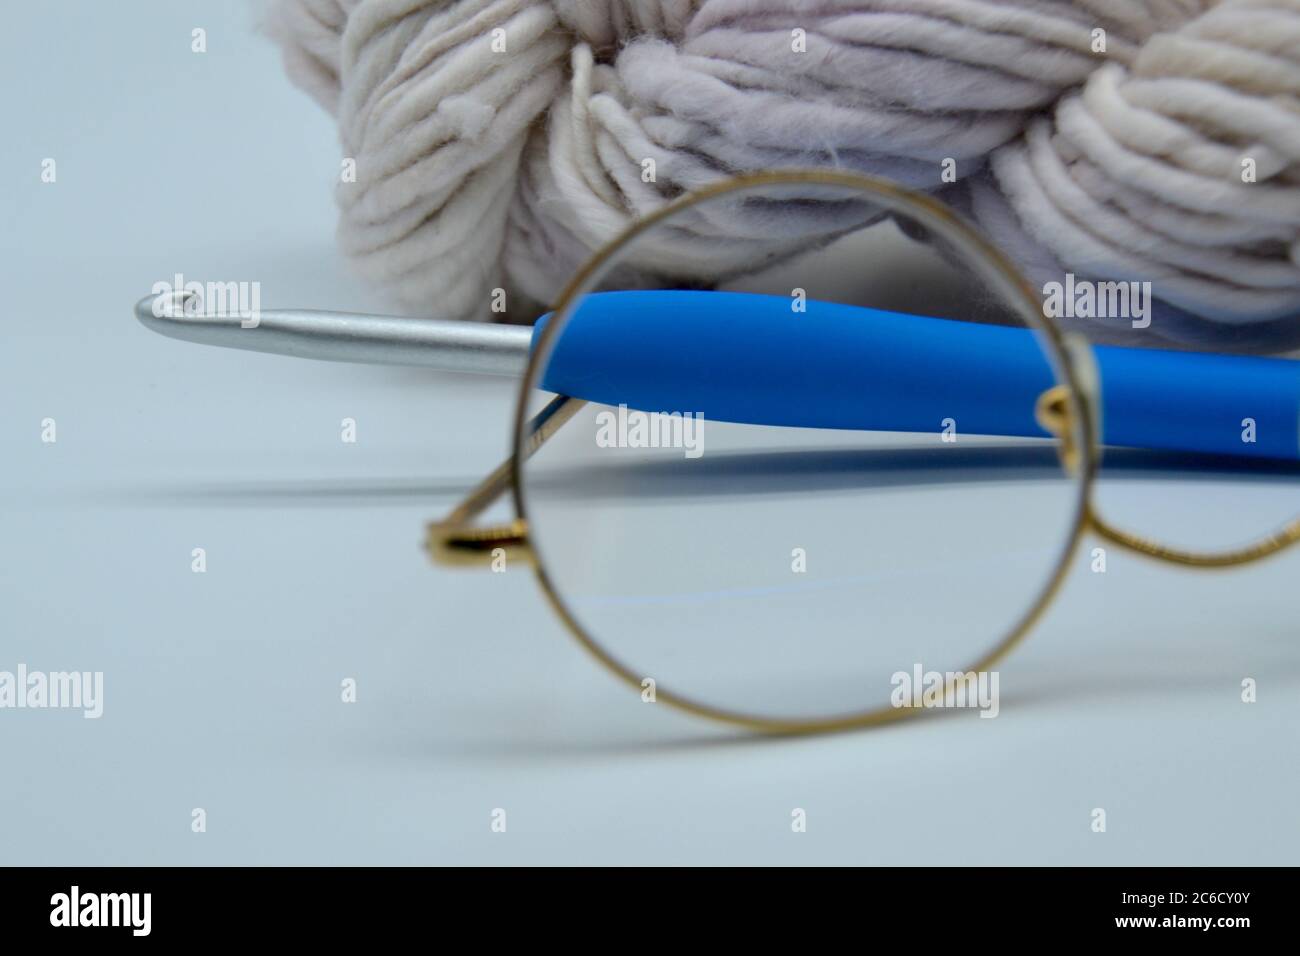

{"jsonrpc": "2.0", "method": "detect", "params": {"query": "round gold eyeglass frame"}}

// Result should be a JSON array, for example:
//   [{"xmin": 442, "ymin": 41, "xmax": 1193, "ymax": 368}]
[{"xmin": 427, "ymin": 168, "xmax": 1300, "ymax": 735}]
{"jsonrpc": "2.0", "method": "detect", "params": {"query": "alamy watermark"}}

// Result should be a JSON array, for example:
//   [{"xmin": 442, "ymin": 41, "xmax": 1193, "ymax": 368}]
[
  {"xmin": 50, "ymin": 886, "xmax": 150, "ymax": 936},
  {"xmin": 1042, "ymin": 273, "xmax": 1151, "ymax": 329},
  {"xmin": 595, "ymin": 404, "xmax": 705, "ymax": 459},
  {"xmin": 151, "ymin": 273, "xmax": 262, "ymax": 328},
  {"xmin": 890, "ymin": 664, "xmax": 999, "ymax": 718},
  {"xmin": 0, "ymin": 664, "xmax": 103, "ymax": 718}
]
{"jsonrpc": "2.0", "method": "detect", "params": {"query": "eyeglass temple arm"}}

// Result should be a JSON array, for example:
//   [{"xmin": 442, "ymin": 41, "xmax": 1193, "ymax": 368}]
[{"xmin": 425, "ymin": 394, "xmax": 586, "ymax": 567}]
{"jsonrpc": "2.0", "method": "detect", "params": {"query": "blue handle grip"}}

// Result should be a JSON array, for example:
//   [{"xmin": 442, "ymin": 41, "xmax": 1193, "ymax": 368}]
[{"xmin": 534, "ymin": 290, "xmax": 1300, "ymax": 461}]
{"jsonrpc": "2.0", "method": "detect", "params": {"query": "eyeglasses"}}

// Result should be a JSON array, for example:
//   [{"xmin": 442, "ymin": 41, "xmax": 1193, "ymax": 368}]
[{"xmin": 138, "ymin": 169, "xmax": 1299, "ymax": 734}]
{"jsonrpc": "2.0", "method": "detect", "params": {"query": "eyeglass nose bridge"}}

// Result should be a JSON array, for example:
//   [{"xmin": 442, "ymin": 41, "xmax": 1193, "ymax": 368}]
[
  {"xmin": 1034, "ymin": 384, "xmax": 1079, "ymax": 473},
  {"xmin": 1033, "ymin": 332, "xmax": 1101, "ymax": 478}
]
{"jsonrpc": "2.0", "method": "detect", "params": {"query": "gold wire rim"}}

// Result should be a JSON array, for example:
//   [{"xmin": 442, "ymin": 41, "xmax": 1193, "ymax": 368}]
[{"xmin": 508, "ymin": 168, "xmax": 1098, "ymax": 734}]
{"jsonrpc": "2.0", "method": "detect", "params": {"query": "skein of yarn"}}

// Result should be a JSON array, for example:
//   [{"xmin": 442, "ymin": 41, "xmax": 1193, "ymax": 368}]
[{"xmin": 267, "ymin": 0, "xmax": 1300, "ymax": 351}]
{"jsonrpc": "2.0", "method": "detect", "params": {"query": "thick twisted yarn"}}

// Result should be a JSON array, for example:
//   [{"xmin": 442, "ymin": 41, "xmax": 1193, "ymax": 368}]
[{"xmin": 267, "ymin": 0, "xmax": 1300, "ymax": 349}]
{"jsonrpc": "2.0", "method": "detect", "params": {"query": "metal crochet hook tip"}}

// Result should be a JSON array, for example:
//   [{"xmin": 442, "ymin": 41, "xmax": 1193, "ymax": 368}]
[{"xmin": 134, "ymin": 290, "xmax": 531, "ymax": 376}]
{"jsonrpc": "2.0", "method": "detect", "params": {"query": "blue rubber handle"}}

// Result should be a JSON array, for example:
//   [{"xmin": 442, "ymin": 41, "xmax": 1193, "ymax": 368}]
[{"xmin": 534, "ymin": 290, "xmax": 1300, "ymax": 460}]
